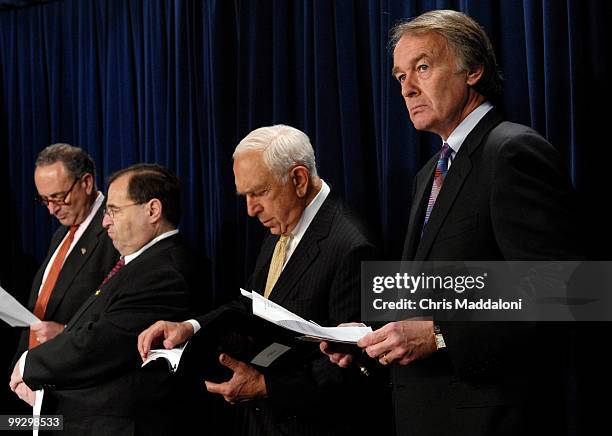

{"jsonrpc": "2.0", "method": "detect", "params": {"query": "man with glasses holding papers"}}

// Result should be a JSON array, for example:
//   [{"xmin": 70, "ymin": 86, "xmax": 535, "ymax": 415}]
[{"xmin": 8, "ymin": 144, "xmax": 117, "ymax": 408}]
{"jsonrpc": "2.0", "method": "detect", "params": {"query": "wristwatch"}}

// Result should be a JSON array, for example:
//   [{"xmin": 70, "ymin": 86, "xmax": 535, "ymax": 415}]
[{"xmin": 433, "ymin": 323, "xmax": 446, "ymax": 350}]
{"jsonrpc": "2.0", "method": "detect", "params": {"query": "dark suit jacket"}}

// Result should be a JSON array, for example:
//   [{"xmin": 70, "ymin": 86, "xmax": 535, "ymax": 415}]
[
  {"xmin": 195, "ymin": 194, "xmax": 390, "ymax": 436},
  {"xmin": 395, "ymin": 109, "xmax": 583, "ymax": 436},
  {"xmin": 12, "ymin": 203, "xmax": 118, "ymax": 367},
  {"xmin": 23, "ymin": 234, "xmax": 195, "ymax": 436}
]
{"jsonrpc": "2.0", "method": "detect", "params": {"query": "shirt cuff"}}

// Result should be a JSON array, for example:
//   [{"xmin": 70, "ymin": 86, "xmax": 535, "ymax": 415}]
[
  {"xmin": 18, "ymin": 351, "xmax": 28, "ymax": 377},
  {"xmin": 186, "ymin": 319, "xmax": 201, "ymax": 334}
]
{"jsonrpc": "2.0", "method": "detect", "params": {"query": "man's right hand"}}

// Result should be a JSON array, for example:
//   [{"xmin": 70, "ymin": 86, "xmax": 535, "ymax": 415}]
[
  {"xmin": 30, "ymin": 321, "xmax": 65, "ymax": 344},
  {"xmin": 319, "ymin": 322, "xmax": 365, "ymax": 368},
  {"xmin": 320, "ymin": 341, "xmax": 355, "ymax": 368},
  {"xmin": 137, "ymin": 320, "xmax": 194, "ymax": 361}
]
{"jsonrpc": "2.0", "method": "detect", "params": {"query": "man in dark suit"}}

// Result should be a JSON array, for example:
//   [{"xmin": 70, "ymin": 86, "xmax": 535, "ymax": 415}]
[
  {"xmin": 323, "ymin": 10, "xmax": 582, "ymax": 436},
  {"xmin": 10, "ymin": 163, "xmax": 195, "ymax": 435},
  {"xmin": 9, "ymin": 143, "xmax": 118, "ymax": 407},
  {"xmin": 138, "ymin": 125, "xmax": 388, "ymax": 435}
]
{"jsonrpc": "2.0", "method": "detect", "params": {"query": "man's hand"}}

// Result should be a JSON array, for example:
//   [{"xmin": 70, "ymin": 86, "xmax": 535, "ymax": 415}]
[
  {"xmin": 320, "ymin": 322, "xmax": 364, "ymax": 368},
  {"xmin": 319, "ymin": 322, "xmax": 365, "ymax": 368},
  {"xmin": 137, "ymin": 320, "xmax": 194, "ymax": 361},
  {"xmin": 357, "ymin": 320, "xmax": 436, "ymax": 366},
  {"xmin": 14, "ymin": 383, "xmax": 35, "ymax": 406},
  {"xmin": 30, "ymin": 321, "xmax": 65, "ymax": 344},
  {"xmin": 9, "ymin": 362, "xmax": 23, "ymax": 392},
  {"xmin": 204, "ymin": 354, "xmax": 267, "ymax": 403},
  {"xmin": 320, "ymin": 341, "xmax": 355, "ymax": 368}
]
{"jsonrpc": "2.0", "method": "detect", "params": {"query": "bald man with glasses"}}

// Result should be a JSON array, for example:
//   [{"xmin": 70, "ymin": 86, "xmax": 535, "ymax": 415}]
[{"xmin": 9, "ymin": 143, "xmax": 118, "ymax": 409}]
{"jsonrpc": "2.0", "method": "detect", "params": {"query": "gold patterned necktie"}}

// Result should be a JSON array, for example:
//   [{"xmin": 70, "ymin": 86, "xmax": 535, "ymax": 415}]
[{"xmin": 264, "ymin": 235, "xmax": 290, "ymax": 298}]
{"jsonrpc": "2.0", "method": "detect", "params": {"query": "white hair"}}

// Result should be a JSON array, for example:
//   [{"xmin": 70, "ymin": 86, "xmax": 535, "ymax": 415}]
[{"xmin": 233, "ymin": 124, "xmax": 318, "ymax": 182}]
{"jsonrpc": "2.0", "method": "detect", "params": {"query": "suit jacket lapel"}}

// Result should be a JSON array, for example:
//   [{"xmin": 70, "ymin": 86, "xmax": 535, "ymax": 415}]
[
  {"xmin": 414, "ymin": 109, "xmax": 503, "ymax": 260},
  {"xmin": 403, "ymin": 158, "xmax": 436, "ymax": 260},
  {"xmin": 45, "ymin": 207, "xmax": 110, "ymax": 319},
  {"xmin": 250, "ymin": 236, "xmax": 277, "ymax": 293}
]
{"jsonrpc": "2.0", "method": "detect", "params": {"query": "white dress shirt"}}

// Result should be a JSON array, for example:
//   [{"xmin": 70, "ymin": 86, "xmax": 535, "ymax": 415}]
[{"xmin": 445, "ymin": 101, "xmax": 493, "ymax": 168}]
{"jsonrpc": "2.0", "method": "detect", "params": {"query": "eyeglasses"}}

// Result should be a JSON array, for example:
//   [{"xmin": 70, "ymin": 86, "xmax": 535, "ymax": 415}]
[
  {"xmin": 35, "ymin": 177, "xmax": 80, "ymax": 207},
  {"xmin": 103, "ymin": 202, "xmax": 143, "ymax": 219}
]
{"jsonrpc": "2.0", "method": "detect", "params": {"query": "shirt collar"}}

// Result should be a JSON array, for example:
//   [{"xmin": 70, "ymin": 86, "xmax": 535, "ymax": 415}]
[
  {"xmin": 444, "ymin": 101, "xmax": 494, "ymax": 155},
  {"xmin": 124, "ymin": 229, "xmax": 179, "ymax": 265},
  {"xmin": 286, "ymin": 179, "xmax": 330, "ymax": 242},
  {"xmin": 72, "ymin": 192, "xmax": 104, "ymax": 241}
]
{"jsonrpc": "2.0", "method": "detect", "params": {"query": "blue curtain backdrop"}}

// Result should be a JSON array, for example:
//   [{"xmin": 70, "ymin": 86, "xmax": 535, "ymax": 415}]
[{"xmin": 1, "ymin": 0, "xmax": 610, "ymax": 429}]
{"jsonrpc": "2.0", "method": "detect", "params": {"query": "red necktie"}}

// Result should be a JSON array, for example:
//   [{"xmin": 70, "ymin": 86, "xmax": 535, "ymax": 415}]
[
  {"xmin": 100, "ymin": 258, "xmax": 125, "ymax": 286},
  {"xmin": 29, "ymin": 225, "xmax": 79, "ymax": 349}
]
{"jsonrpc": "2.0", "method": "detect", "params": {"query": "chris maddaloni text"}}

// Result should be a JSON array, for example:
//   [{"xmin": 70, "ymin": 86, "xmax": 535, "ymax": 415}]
[{"xmin": 372, "ymin": 298, "xmax": 523, "ymax": 311}]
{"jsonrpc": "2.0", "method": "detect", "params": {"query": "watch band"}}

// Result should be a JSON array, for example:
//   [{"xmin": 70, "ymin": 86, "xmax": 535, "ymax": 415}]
[{"xmin": 434, "ymin": 323, "xmax": 446, "ymax": 350}]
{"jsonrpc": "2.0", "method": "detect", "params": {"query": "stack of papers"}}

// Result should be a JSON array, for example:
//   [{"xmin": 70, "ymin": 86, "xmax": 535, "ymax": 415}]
[{"xmin": 241, "ymin": 288, "xmax": 371, "ymax": 344}]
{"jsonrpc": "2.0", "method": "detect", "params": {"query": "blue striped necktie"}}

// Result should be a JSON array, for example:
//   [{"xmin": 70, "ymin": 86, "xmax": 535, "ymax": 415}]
[{"xmin": 423, "ymin": 143, "xmax": 452, "ymax": 228}]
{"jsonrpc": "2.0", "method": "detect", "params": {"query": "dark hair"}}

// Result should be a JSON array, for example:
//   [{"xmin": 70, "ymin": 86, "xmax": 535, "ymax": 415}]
[
  {"xmin": 390, "ymin": 9, "xmax": 503, "ymax": 102},
  {"xmin": 108, "ymin": 163, "xmax": 181, "ymax": 226},
  {"xmin": 35, "ymin": 143, "xmax": 95, "ymax": 180}
]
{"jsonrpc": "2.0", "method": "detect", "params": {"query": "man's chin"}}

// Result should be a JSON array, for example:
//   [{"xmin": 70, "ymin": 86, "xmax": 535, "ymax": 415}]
[
  {"xmin": 111, "ymin": 241, "xmax": 124, "ymax": 255},
  {"xmin": 56, "ymin": 216, "xmax": 71, "ymax": 226},
  {"xmin": 266, "ymin": 224, "xmax": 285, "ymax": 235},
  {"xmin": 409, "ymin": 117, "xmax": 429, "ymax": 132}
]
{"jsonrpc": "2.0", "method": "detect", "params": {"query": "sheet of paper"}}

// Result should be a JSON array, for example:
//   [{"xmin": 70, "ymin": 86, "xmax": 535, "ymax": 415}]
[
  {"xmin": 141, "ymin": 342, "xmax": 188, "ymax": 373},
  {"xmin": 0, "ymin": 285, "xmax": 40, "ymax": 327},
  {"xmin": 250, "ymin": 290, "xmax": 372, "ymax": 344}
]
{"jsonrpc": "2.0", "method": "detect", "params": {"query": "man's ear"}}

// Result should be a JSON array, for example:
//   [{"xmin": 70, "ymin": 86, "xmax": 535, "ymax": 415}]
[
  {"xmin": 82, "ymin": 173, "xmax": 95, "ymax": 195},
  {"xmin": 146, "ymin": 198, "xmax": 163, "ymax": 223},
  {"xmin": 292, "ymin": 166, "xmax": 310, "ymax": 198},
  {"xmin": 466, "ymin": 65, "xmax": 484, "ymax": 86}
]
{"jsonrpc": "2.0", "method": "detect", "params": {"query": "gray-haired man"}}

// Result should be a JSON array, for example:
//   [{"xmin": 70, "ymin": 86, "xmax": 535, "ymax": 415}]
[{"xmin": 138, "ymin": 125, "xmax": 388, "ymax": 435}]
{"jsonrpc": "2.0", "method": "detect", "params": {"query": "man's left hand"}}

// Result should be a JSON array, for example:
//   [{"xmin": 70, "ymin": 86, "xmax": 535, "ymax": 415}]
[
  {"xmin": 14, "ymin": 382, "xmax": 35, "ymax": 406},
  {"xmin": 204, "ymin": 354, "xmax": 267, "ymax": 403},
  {"xmin": 357, "ymin": 320, "xmax": 437, "ymax": 366}
]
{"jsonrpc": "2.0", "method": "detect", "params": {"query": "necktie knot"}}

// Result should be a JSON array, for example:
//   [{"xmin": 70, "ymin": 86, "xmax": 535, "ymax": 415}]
[
  {"xmin": 277, "ymin": 235, "xmax": 290, "ymax": 248},
  {"xmin": 440, "ymin": 142, "xmax": 452, "ymax": 159}
]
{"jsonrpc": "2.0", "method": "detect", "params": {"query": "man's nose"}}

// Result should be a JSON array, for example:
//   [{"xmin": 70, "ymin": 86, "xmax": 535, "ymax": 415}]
[
  {"xmin": 102, "ymin": 213, "xmax": 112, "ymax": 228},
  {"xmin": 47, "ymin": 202, "xmax": 60, "ymax": 215},
  {"xmin": 246, "ymin": 196, "xmax": 261, "ymax": 217},
  {"xmin": 401, "ymin": 74, "xmax": 418, "ymax": 98}
]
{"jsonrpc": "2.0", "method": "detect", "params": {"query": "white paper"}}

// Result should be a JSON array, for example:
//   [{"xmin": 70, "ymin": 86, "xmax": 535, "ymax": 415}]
[
  {"xmin": 0, "ymin": 285, "xmax": 40, "ymax": 327},
  {"xmin": 141, "ymin": 342, "xmax": 188, "ymax": 373},
  {"xmin": 250, "ymin": 290, "xmax": 372, "ymax": 344}
]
